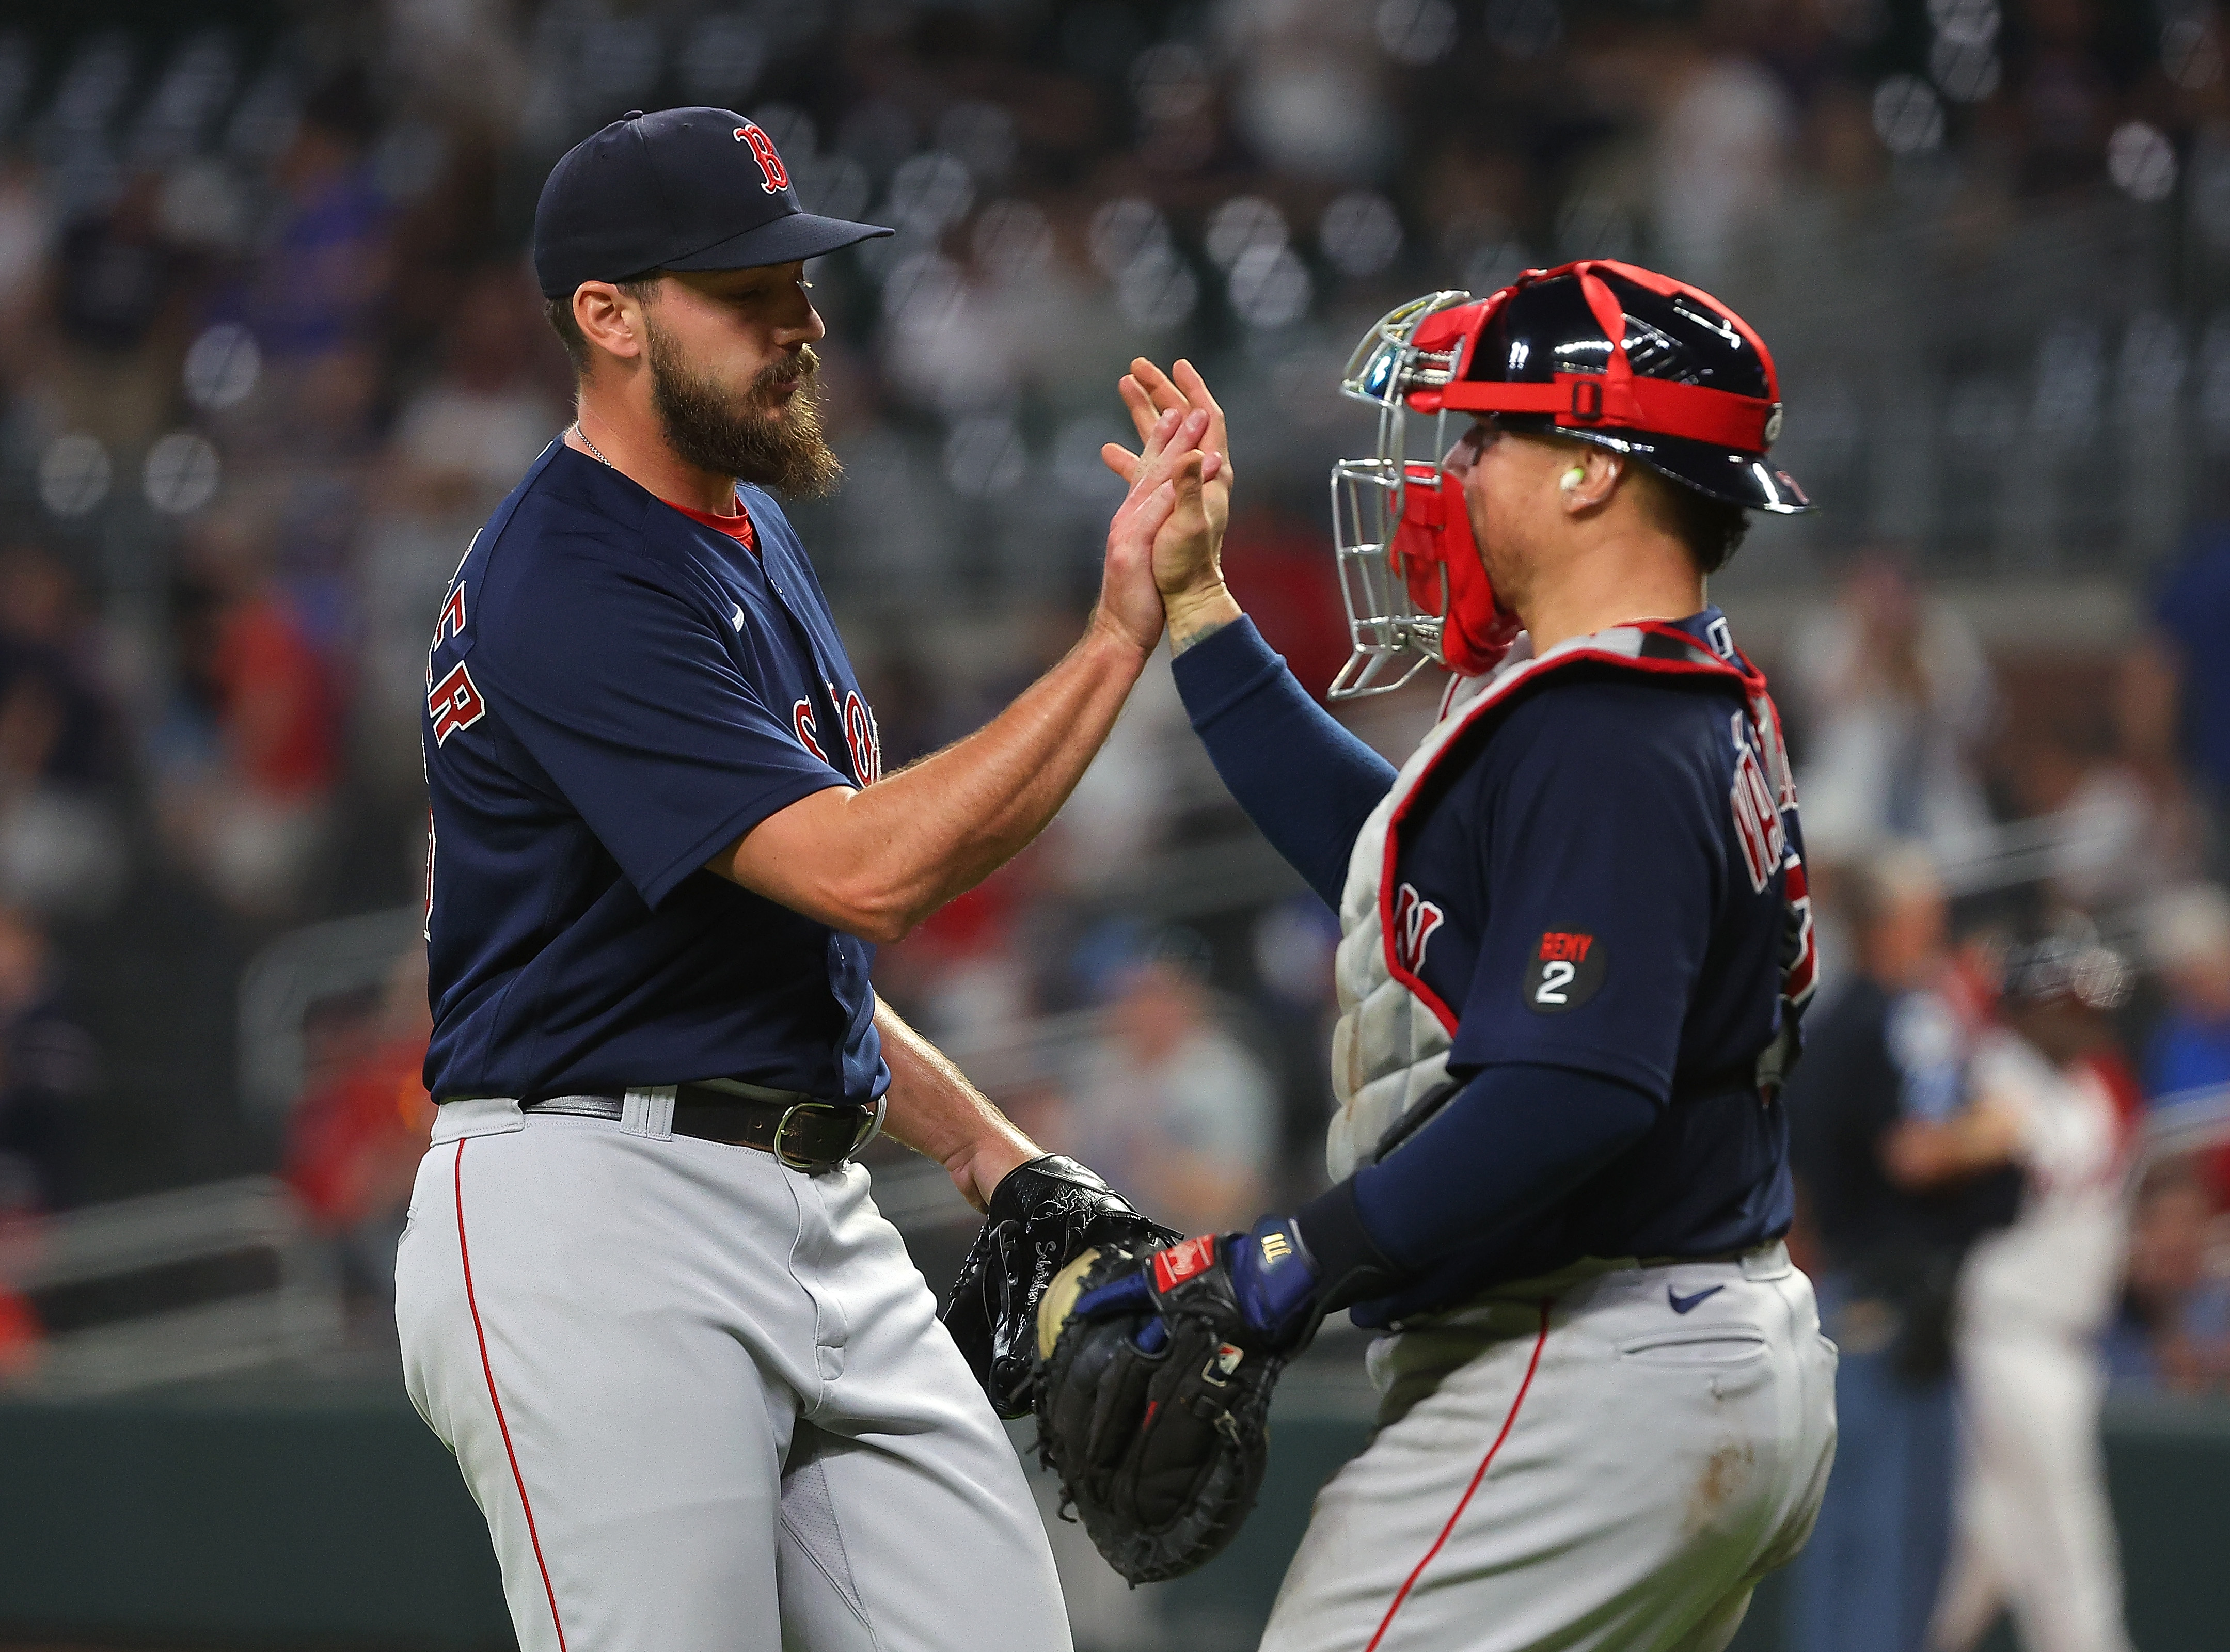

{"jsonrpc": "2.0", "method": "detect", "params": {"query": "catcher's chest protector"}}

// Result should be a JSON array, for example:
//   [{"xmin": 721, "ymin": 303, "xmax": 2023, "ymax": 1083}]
[{"xmin": 1327, "ymin": 623, "xmax": 1812, "ymax": 1182}]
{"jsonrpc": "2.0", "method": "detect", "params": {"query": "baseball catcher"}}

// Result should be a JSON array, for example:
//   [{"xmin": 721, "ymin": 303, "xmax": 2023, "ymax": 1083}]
[{"xmin": 1034, "ymin": 261, "xmax": 1842, "ymax": 1648}]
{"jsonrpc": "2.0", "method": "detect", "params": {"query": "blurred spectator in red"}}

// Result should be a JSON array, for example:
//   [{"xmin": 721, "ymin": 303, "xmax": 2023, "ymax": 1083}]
[
  {"xmin": 2106, "ymin": 1168, "xmax": 2230, "ymax": 1395},
  {"xmin": 1068, "ymin": 938, "xmax": 1276, "ymax": 1236},
  {"xmin": 1932, "ymin": 929, "xmax": 2140, "ymax": 1652},
  {"xmin": 0, "ymin": 1280, "xmax": 34, "ymax": 1378},
  {"xmin": 151, "ymin": 514, "xmax": 340, "ymax": 918},
  {"xmin": 284, "ymin": 944, "xmax": 433, "ymax": 1302},
  {"xmin": 875, "ymin": 853, "xmax": 1035, "ymax": 1047},
  {"xmin": 0, "ymin": 1125, "xmax": 37, "ymax": 1377},
  {"xmin": 1790, "ymin": 557, "xmax": 1997, "ymax": 863}
]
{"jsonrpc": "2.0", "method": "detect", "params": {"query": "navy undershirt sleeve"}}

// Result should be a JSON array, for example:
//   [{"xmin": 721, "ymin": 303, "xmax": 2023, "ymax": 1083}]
[
  {"xmin": 1296, "ymin": 1061, "xmax": 1659, "ymax": 1291},
  {"xmin": 1169, "ymin": 617, "xmax": 1397, "ymax": 910}
]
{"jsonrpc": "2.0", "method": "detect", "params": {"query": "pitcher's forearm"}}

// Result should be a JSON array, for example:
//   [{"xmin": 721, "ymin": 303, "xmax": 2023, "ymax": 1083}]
[
  {"xmin": 874, "ymin": 1001, "xmax": 1038, "ymax": 1210},
  {"xmin": 716, "ymin": 404, "xmax": 1211, "ymax": 937},
  {"xmin": 715, "ymin": 624, "xmax": 1147, "ymax": 939},
  {"xmin": 850, "ymin": 623, "xmax": 1144, "ymax": 909}
]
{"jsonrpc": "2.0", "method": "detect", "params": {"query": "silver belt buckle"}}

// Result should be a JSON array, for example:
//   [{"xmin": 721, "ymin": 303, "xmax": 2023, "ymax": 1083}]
[{"xmin": 771, "ymin": 1095, "xmax": 885, "ymax": 1172}]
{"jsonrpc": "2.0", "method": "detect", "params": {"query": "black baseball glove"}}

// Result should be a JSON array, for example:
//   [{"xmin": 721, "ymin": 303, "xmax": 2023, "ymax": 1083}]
[
  {"xmin": 942, "ymin": 1154, "xmax": 1179, "ymax": 1419},
  {"xmin": 1030, "ymin": 1224, "xmax": 1312, "ymax": 1585}
]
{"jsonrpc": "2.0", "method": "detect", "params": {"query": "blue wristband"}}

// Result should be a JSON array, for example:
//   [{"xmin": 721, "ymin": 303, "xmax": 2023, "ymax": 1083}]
[{"xmin": 1229, "ymin": 1216, "xmax": 1321, "ymax": 1346}]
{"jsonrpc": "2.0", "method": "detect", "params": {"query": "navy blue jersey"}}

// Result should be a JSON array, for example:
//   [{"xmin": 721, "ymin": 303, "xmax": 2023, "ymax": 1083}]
[
  {"xmin": 1370, "ymin": 609, "xmax": 1797, "ymax": 1305},
  {"xmin": 421, "ymin": 442, "xmax": 887, "ymax": 1105}
]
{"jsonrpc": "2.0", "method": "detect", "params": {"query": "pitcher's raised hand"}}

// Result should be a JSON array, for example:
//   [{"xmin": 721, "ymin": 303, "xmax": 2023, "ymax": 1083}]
[
  {"xmin": 1102, "ymin": 358, "xmax": 1233, "ymax": 566},
  {"xmin": 1102, "ymin": 360, "xmax": 1241, "ymax": 651},
  {"xmin": 1092, "ymin": 405, "xmax": 1220, "ymax": 655}
]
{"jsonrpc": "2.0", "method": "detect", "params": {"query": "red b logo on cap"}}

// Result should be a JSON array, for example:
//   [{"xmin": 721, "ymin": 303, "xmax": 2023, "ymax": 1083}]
[{"xmin": 733, "ymin": 124, "xmax": 789, "ymax": 194}]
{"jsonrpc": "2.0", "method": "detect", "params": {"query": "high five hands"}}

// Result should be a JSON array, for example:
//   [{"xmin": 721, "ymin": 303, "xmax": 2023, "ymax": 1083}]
[
  {"xmin": 1102, "ymin": 359, "xmax": 1244, "ymax": 654},
  {"xmin": 1093, "ymin": 401, "xmax": 1222, "ymax": 656}
]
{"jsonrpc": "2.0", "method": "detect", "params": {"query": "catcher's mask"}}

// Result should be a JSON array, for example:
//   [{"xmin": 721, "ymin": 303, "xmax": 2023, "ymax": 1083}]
[{"xmin": 1327, "ymin": 260, "xmax": 1814, "ymax": 700}]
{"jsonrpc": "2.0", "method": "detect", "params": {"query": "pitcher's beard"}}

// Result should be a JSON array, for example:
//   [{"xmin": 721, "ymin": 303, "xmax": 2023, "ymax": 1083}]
[{"xmin": 645, "ymin": 328, "xmax": 843, "ymax": 499}]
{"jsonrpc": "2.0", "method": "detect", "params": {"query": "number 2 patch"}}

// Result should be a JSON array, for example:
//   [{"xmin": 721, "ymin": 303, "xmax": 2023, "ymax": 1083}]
[{"xmin": 1524, "ymin": 929, "xmax": 1606, "ymax": 1014}]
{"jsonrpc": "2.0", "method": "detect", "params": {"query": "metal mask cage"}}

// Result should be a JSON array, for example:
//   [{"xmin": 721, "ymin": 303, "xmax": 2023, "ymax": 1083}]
[{"xmin": 1327, "ymin": 290, "xmax": 1474, "ymax": 701}]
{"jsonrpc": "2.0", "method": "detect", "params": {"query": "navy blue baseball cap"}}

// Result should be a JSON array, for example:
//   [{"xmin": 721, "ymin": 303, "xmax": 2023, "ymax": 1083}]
[{"xmin": 533, "ymin": 106, "xmax": 892, "ymax": 299}]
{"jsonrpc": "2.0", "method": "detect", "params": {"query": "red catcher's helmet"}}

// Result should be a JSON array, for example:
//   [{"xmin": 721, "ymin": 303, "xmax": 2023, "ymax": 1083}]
[
  {"xmin": 1327, "ymin": 262, "xmax": 1812, "ymax": 699},
  {"xmin": 1386, "ymin": 260, "xmax": 1812, "ymax": 512}
]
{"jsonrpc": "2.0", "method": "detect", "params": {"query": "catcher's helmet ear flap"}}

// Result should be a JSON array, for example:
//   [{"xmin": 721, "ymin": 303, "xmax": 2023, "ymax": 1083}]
[{"xmin": 1433, "ymin": 261, "xmax": 1812, "ymax": 514}]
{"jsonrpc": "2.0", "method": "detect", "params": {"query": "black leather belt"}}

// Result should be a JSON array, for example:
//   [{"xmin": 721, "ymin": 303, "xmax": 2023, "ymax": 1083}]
[{"xmin": 520, "ymin": 1079, "xmax": 882, "ymax": 1173}]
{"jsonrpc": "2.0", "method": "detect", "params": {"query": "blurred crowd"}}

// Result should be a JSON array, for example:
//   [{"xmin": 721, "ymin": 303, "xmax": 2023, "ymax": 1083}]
[
  {"xmin": 1772, "ymin": 536, "xmax": 2230, "ymax": 1651},
  {"xmin": 0, "ymin": 1, "xmax": 2224, "ymax": 1641}
]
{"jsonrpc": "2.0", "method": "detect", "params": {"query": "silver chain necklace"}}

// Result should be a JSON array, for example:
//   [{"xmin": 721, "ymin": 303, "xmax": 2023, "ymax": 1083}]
[{"xmin": 571, "ymin": 422, "xmax": 612, "ymax": 467}]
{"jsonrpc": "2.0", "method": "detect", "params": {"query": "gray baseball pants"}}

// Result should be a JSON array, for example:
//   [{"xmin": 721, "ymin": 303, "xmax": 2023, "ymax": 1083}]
[
  {"xmin": 394, "ymin": 1095, "xmax": 1071, "ymax": 1652},
  {"xmin": 1260, "ymin": 1243, "xmax": 1839, "ymax": 1652}
]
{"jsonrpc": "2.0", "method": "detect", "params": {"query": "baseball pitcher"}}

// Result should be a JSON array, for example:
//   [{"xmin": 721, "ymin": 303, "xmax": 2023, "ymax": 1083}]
[{"xmin": 394, "ymin": 107, "xmax": 1219, "ymax": 1652}]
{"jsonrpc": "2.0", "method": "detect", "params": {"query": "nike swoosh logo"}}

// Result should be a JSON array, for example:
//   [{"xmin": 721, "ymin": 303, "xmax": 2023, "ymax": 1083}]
[
  {"xmin": 731, "ymin": 603, "xmax": 747, "ymax": 631},
  {"xmin": 1668, "ymin": 1284, "xmax": 1725, "ymax": 1315}
]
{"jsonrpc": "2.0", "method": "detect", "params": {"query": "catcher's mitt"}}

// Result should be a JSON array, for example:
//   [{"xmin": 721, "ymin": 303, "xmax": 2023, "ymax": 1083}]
[
  {"xmin": 942, "ymin": 1155, "xmax": 1179, "ymax": 1419},
  {"xmin": 1031, "ymin": 1237, "xmax": 1282, "ymax": 1585}
]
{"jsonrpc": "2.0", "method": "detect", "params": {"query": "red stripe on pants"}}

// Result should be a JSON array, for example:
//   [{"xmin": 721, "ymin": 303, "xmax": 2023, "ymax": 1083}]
[
  {"xmin": 455, "ymin": 1139, "xmax": 570, "ymax": 1652},
  {"xmin": 1365, "ymin": 1297, "xmax": 1555, "ymax": 1652}
]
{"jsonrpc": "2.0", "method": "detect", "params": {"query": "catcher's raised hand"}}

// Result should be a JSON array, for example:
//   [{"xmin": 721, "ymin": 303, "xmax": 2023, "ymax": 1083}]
[
  {"xmin": 1101, "ymin": 359, "xmax": 1233, "ymax": 613},
  {"xmin": 1092, "ymin": 404, "xmax": 1222, "ymax": 655}
]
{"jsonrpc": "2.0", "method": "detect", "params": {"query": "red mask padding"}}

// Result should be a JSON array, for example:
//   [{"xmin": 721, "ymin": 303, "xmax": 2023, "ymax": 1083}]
[{"xmin": 1390, "ymin": 463, "xmax": 1521, "ymax": 676}]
